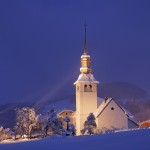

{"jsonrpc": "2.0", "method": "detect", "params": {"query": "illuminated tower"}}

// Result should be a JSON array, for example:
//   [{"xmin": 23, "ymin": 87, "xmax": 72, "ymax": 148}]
[{"xmin": 74, "ymin": 24, "xmax": 99, "ymax": 135}]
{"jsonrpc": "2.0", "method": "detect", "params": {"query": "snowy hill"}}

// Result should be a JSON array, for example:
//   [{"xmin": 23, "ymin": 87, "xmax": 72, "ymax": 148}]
[
  {"xmin": 0, "ymin": 81, "xmax": 150, "ymax": 128},
  {"xmin": 100, "ymin": 82, "xmax": 148, "ymax": 100},
  {"xmin": 0, "ymin": 129, "xmax": 150, "ymax": 150},
  {"xmin": 44, "ymin": 99, "xmax": 75, "ymax": 114}
]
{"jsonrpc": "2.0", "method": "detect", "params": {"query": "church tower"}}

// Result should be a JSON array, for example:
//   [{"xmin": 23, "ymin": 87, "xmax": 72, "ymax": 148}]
[{"xmin": 74, "ymin": 24, "xmax": 99, "ymax": 135}]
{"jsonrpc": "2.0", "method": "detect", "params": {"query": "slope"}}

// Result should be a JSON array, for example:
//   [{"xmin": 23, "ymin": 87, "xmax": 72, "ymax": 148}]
[{"xmin": 0, "ymin": 129, "xmax": 149, "ymax": 150}]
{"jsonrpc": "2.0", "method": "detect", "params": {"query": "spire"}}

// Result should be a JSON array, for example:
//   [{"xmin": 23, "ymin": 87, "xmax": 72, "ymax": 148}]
[
  {"xmin": 84, "ymin": 22, "xmax": 87, "ymax": 54},
  {"xmin": 80, "ymin": 22, "xmax": 92, "ymax": 74}
]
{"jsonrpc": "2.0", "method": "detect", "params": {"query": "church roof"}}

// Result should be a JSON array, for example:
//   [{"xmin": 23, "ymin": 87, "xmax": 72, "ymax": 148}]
[
  {"xmin": 74, "ymin": 73, "xmax": 99, "ymax": 84},
  {"xmin": 58, "ymin": 110, "xmax": 74, "ymax": 115},
  {"xmin": 96, "ymin": 98, "xmax": 112, "ymax": 117},
  {"xmin": 96, "ymin": 98, "xmax": 134, "ymax": 119},
  {"xmin": 97, "ymin": 97, "xmax": 104, "ymax": 106},
  {"xmin": 128, "ymin": 117, "xmax": 139, "ymax": 126}
]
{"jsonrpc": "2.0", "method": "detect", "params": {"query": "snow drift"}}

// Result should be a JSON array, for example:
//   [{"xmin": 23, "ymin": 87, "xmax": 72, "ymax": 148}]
[{"xmin": 0, "ymin": 129, "xmax": 149, "ymax": 150}]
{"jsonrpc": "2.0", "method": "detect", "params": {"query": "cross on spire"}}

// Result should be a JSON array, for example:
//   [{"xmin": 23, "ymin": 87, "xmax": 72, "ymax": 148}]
[{"xmin": 84, "ymin": 22, "xmax": 87, "ymax": 54}]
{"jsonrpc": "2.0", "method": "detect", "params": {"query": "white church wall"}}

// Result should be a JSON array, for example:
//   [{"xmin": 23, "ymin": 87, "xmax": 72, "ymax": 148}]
[
  {"xmin": 76, "ymin": 82, "xmax": 97, "ymax": 114},
  {"xmin": 97, "ymin": 100, "xmax": 128, "ymax": 133},
  {"xmin": 75, "ymin": 114, "xmax": 88, "ymax": 135},
  {"xmin": 75, "ymin": 82, "xmax": 98, "ymax": 135}
]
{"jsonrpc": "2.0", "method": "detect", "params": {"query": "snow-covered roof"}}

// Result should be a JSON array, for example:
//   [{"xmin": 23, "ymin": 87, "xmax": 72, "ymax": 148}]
[
  {"xmin": 128, "ymin": 117, "xmax": 139, "ymax": 126},
  {"xmin": 97, "ymin": 97, "xmax": 106, "ymax": 108},
  {"xmin": 95, "ymin": 98, "xmax": 112, "ymax": 117},
  {"xmin": 58, "ymin": 110, "xmax": 74, "ymax": 115},
  {"xmin": 117, "ymin": 104, "xmax": 138, "ymax": 125},
  {"xmin": 120, "ymin": 106, "xmax": 134, "ymax": 118},
  {"xmin": 74, "ymin": 73, "xmax": 99, "ymax": 84},
  {"xmin": 96, "ymin": 98, "xmax": 133, "ymax": 118}
]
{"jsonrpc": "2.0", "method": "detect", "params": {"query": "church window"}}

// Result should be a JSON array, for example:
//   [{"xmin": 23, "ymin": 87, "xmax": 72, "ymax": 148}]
[
  {"xmin": 89, "ymin": 85, "xmax": 92, "ymax": 91},
  {"xmin": 84, "ymin": 84, "xmax": 87, "ymax": 92},
  {"xmin": 111, "ymin": 107, "xmax": 114, "ymax": 110},
  {"xmin": 84, "ymin": 84, "xmax": 92, "ymax": 92}
]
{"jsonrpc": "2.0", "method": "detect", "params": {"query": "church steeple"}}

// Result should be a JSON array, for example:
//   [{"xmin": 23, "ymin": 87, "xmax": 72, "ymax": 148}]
[
  {"xmin": 83, "ymin": 22, "xmax": 87, "ymax": 54},
  {"xmin": 80, "ymin": 23, "xmax": 92, "ymax": 74},
  {"xmin": 75, "ymin": 25, "xmax": 99, "ymax": 135}
]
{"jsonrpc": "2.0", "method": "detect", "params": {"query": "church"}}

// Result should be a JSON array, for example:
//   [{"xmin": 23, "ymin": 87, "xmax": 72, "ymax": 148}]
[{"xmin": 58, "ymin": 25, "xmax": 138, "ymax": 135}]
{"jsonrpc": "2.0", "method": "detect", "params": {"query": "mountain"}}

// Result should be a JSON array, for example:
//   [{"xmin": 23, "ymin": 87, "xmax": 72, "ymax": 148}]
[
  {"xmin": 0, "ymin": 102, "xmax": 34, "ymax": 128},
  {"xmin": 0, "ymin": 81, "xmax": 149, "ymax": 128},
  {"xmin": 99, "ymin": 82, "xmax": 148, "ymax": 100}
]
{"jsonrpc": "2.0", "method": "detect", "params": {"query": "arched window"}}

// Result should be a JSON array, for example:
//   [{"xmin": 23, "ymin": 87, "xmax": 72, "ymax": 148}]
[
  {"xmin": 84, "ymin": 84, "xmax": 92, "ymax": 92},
  {"xmin": 84, "ymin": 84, "xmax": 87, "ymax": 92},
  {"xmin": 89, "ymin": 85, "xmax": 92, "ymax": 92}
]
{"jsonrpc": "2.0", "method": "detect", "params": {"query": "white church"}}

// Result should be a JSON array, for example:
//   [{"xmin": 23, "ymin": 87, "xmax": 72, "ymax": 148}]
[{"xmin": 58, "ymin": 25, "xmax": 138, "ymax": 135}]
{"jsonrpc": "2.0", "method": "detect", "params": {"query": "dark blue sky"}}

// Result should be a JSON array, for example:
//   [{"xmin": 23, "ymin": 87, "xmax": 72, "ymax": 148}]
[{"xmin": 0, "ymin": 0, "xmax": 150, "ymax": 105}]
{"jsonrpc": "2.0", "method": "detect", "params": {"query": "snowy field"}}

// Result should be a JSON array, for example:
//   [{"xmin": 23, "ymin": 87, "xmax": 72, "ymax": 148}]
[{"xmin": 0, "ymin": 129, "xmax": 149, "ymax": 150}]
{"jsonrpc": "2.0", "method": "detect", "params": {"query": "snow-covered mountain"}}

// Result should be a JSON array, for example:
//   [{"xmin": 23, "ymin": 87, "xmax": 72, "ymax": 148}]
[
  {"xmin": 99, "ymin": 82, "xmax": 148, "ymax": 100},
  {"xmin": 0, "ymin": 81, "xmax": 149, "ymax": 128},
  {"xmin": 0, "ymin": 129, "xmax": 150, "ymax": 150}
]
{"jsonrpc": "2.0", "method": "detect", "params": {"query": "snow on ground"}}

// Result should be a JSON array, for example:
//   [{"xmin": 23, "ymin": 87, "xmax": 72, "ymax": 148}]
[{"xmin": 0, "ymin": 129, "xmax": 150, "ymax": 150}]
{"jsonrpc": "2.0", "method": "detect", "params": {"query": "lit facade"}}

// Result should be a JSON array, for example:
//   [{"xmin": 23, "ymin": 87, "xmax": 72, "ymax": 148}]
[
  {"xmin": 73, "ymin": 25, "xmax": 138, "ymax": 135},
  {"xmin": 58, "ymin": 25, "xmax": 138, "ymax": 135}
]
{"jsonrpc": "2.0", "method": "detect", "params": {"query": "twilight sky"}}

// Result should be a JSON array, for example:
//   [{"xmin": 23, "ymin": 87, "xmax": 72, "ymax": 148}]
[{"xmin": 0, "ymin": 0, "xmax": 150, "ymax": 105}]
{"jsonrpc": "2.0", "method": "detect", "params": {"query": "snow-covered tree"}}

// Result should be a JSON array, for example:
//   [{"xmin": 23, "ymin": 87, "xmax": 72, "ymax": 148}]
[
  {"xmin": 29, "ymin": 108, "xmax": 65, "ymax": 138},
  {"xmin": 47, "ymin": 108, "xmax": 65, "ymax": 135},
  {"xmin": 81, "ymin": 113, "xmax": 97, "ymax": 135},
  {"xmin": 15, "ymin": 107, "xmax": 36, "ymax": 138},
  {"xmin": 64, "ymin": 116, "xmax": 71, "ymax": 136},
  {"xmin": 28, "ymin": 108, "xmax": 67, "ymax": 138},
  {"xmin": 0, "ymin": 126, "xmax": 12, "ymax": 141},
  {"xmin": 29, "ymin": 114, "xmax": 48, "ymax": 138},
  {"xmin": 64, "ymin": 116, "xmax": 70, "ymax": 131},
  {"xmin": 68, "ymin": 124, "xmax": 76, "ymax": 136}
]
